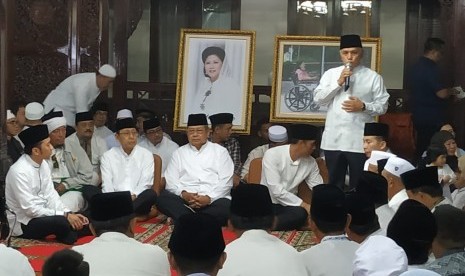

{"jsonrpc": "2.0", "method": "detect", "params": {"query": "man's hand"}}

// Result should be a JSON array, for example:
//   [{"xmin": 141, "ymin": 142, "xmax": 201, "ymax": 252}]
[
  {"xmin": 55, "ymin": 183, "xmax": 67, "ymax": 195},
  {"xmin": 131, "ymin": 194, "xmax": 137, "ymax": 201},
  {"xmin": 192, "ymin": 195, "xmax": 211, "ymax": 208},
  {"xmin": 67, "ymin": 213, "xmax": 88, "ymax": 230},
  {"xmin": 342, "ymin": 96, "xmax": 364, "ymax": 112},
  {"xmin": 181, "ymin": 191, "xmax": 197, "ymax": 203},
  {"xmin": 300, "ymin": 201, "xmax": 310, "ymax": 214},
  {"xmin": 337, "ymin": 67, "xmax": 353, "ymax": 87}
]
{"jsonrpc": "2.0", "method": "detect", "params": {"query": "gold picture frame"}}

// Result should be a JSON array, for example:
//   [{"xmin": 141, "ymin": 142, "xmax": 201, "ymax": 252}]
[
  {"xmin": 173, "ymin": 29, "xmax": 256, "ymax": 134},
  {"xmin": 270, "ymin": 35, "xmax": 381, "ymax": 124}
]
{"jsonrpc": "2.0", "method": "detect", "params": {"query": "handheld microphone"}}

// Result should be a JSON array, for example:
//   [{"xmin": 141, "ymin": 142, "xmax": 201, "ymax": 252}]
[{"xmin": 344, "ymin": 62, "xmax": 351, "ymax": 91}]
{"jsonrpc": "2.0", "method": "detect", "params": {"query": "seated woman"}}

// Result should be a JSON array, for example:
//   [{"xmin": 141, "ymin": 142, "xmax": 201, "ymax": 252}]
[
  {"xmin": 295, "ymin": 61, "xmax": 318, "ymax": 82},
  {"xmin": 425, "ymin": 145, "xmax": 456, "ymax": 201}
]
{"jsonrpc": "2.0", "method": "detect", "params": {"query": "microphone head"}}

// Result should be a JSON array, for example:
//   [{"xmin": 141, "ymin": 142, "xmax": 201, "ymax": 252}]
[{"xmin": 345, "ymin": 62, "xmax": 352, "ymax": 69}]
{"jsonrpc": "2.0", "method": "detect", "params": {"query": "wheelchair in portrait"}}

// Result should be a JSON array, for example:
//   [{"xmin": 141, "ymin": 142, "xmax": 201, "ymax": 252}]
[{"xmin": 284, "ymin": 71, "xmax": 320, "ymax": 112}]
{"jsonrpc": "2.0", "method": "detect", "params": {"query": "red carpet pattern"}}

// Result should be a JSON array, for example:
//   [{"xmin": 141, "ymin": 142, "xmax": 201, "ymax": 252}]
[{"xmin": 11, "ymin": 216, "xmax": 317, "ymax": 272}]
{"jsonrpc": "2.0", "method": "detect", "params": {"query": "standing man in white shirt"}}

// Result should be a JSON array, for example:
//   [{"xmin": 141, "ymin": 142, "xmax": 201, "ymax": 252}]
[
  {"xmin": 73, "ymin": 191, "xmax": 169, "ymax": 276},
  {"xmin": 5, "ymin": 125, "xmax": 88, "ymax": 244},
  {"xmin": 261, "ymin": 124, "xmax": 323, "ymax": 230},
  {"xmin": 156, "ymin": 113, "xmax": 234, "ymax": 226},
  {"xmin": 314, "ymin": 34, "xmax": 389, "ymax": 190},
  {"xmin": 218, "ymin": 184, "xmax": 307, "ymax": 276},
  {"xmin": 300, "ymin": 184, "xmax": 359, "ymax": 275},
  {"xmin": 139, "ymin": 117, "xmax": 179, "ymax": 176},
  {"xmin": 43, "ymin": 64, "xmax": 116, "ymax": 128},
  {"xmin": 100, "ymin": 118, "xmax": 157, "ymax": 218}
]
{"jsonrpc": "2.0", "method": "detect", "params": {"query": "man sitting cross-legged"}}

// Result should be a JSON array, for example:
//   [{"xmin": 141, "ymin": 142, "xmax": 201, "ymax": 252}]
[
  {"xmin": 156, "ymin": 113, "xmax": 234, "ymax": 226},
  {"xmin": 6, "ymin": 125, "xmax": 89, "ymax": 244},
  {"xmin": 73, "ymin": 191, "xmax": 169, "ymax": 276},
  {"xmin": 261, "ymin": 124, "xmax": 323, "ymax": 230},
  {"xmin": 218, "ymin": 184, "xmax": 306, "ymax": 276},
  {"xmin": 100, "ymin": 118, "xmax": 157, "ymax": 218}
]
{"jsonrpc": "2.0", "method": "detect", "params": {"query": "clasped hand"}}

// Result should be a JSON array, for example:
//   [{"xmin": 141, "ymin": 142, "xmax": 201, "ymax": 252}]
[
  {"xmin": 182, "ymin": 191, "xmax": 211, "ymax": 209},
  {"xmin": 67, "ymin": 213, "xmax": 89, "ymax": 230}
]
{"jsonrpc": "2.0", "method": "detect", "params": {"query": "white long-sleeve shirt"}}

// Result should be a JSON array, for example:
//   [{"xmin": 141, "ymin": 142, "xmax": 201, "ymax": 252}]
[
  {"xmin": 5, "ymin": 155, "xmax": 70, "ymax": 236},
  {"xmin": 101, "ymin": 145, "xmax": 154, "ymax": 196},
  {"xmin": 73, "ymin": 232, "xmax": 170, "ymax": 276},
  {"xmin": 261, "ymin": 144, "xmax": 323, "ymax": 206},
  {"xmin": 138, "ymin": 136, "xmax": 179, "ymax": 176},
  {"xmin": 164, "ymin": 141, "xmax": 233, "ymax": 202},
  {"xmin": 218, "ymin": 229, "xmax": 307, "ymax": 276},
  {"xmin": 43, "ymin": 73, "xmax": 100, "ymax": 127},
  {"xmin": 314, "ymin": 65, "xmax": 389, "ymax": 153}
]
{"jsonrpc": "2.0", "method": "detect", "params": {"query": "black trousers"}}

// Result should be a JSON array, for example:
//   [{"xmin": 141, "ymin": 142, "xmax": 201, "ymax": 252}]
[
  {"xmin": 21, "ymin": 216, "xmax": 77, "ymax": 245},
  {"xmin": 82, "ymin": 186, "xmax": 157, "ymax": 216},
  {"xmin": 272, "ymin": 204, "xmax": 308, "ymax": 231},
  {"xmin": 324, "ymin": 150, "xmax": 366, "ymax": 190},
  {"xmin": 156, "ymin": 190, "xmax": 230, "ymax": 226},
  {"xmin": 413, "ymin": 122, "xmax": 440, "ymax": 165}
]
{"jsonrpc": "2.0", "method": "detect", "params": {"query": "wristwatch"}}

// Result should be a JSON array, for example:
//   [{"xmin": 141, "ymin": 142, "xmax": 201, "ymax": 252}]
[{"xmin": 361, "ymin": 102, "xmax": 366, "ymax": 111}]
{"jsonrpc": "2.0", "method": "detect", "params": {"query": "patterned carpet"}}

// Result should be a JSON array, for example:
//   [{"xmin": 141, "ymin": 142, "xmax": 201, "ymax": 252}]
[{"xmin": 11, "ymin": 216, "xmax": 317, "ymax": 272}]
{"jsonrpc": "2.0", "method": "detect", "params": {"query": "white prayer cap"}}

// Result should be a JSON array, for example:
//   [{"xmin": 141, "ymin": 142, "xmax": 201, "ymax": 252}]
[
  {"xmin": 98, "ymin": 64, "xmax": 116, "ymax": 78},
  {"xmin": 25, "ymin": 102, "xmax": 44, "ymax": 120},
  {"xmin": 353, "ymin": 235, "xmax": 408, "ymax": 276},
  {"xmin": 399, "ymin": 269, "xmax": 440, "ymax": 276},
  {"xmin": 367, "ymin": 151, "xmax": 396, "ymax": 166},
  {"xmin": 6, "ymin": 109, "xmax": 15, "ymax": 120},
  {"xmin": 43, "ymin": 111, "xmax": 67, "ymax": 133},
  {"xmin": 384, "ymin": 157, "xmax": 415, "ymax": 177},
  {"xmin": 269, "ymin": 125, "xmax": 288, "ymax": 143},
  {"xmin": 116, "ymin": 109, "xmax": 133, "ymax": 119}
]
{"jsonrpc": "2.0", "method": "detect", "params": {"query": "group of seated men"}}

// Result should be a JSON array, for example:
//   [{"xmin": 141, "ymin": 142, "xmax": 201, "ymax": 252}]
[{"xmin": 2, "ymin": 99, "xmax": 465, "ymax": 275}]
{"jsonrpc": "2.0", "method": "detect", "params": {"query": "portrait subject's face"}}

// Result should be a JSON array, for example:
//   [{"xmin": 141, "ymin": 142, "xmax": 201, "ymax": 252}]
[
  {"xmin": 204, "ymin": 54, "xmax": 223, "ymax": 82},
  {"xmin": 187, "ymin": 126, "xmax": 209, "ymax": 149}
]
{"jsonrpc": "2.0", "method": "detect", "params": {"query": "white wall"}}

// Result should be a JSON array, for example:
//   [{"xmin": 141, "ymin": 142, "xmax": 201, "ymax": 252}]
[
  {"xmin": 241, "ymin": 0, "xmax": 288, "ymax": 85},
  {"xmin": 242, "ymin": 0, "xmax": 407, "ymax": 88},
  {"xmin": 380, "ymin": 0, "xmax": 407, "ymax": 89}
]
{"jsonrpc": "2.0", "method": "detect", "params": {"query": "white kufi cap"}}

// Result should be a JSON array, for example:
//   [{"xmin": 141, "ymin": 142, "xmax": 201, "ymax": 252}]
[
  {"xmin": 116, "ymin": 109, "xmax": 133, "ymax": 119},
  {"xmin": 25, "ymin": 102, "xmax": 45, "ymax": 120},
  {"xmin": 268, "ymin": 125, "xmax": 288, "ymax": 143},
  {"xmin": 6, "ymin": 109, "xmax": 15, "ymax": 120},
  {"xmin": 98, "ymin": 64, "xmax": 116, "ymax": 78},
  {"xmin": 367, "ymin": 151, "xmax": 396, "ymax": 166},
  {"xmin": 384, "ymin": 156, "xmax": 415, "ymax": 177}
]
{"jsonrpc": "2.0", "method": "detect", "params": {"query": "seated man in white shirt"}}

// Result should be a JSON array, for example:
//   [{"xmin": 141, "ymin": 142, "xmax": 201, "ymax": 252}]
[
  {"xmin": 345, "ymin": 192, "xmax": 381, "ymax": 244},
  {"xmin": 156, "ymin": 113, "xmax": 234, "ymax": 226},
  {"xmin": 100, "ymin": 118, "xmax": 157, "ymax": 218},
  {"xmin": 73, "ymin": 191, "xmax": 169, "ymax": 276},
  {"xmin": 387, "ymin": 199, "xmax": 437, "ymax": 268},
  {"xmin": 43, "ymin": 110, "xmax": 96, "ymax": 212},
  {"xmin": 261, "ymin": 124, "xmax": 323, "ymax": 230},
  {"xmin": 363, "ymin": 122, "xmax": 390, "ymax": 170},
  {"xmin": 300, "ymin": 184, "xmax": 359, "ymax": 276},
  {"xmin": 66, "ymin": 111, "xmax": 108, "ymax": 186},
  {"xmin": 382, "ymin": 157, "xmax": 415, "ymax": 212},
  {"xmin": 401, "ymin": 167, "xmax": 453, "ymax": 211},
  {"xmin": 90, "ymin": 102, "xmax": 113, "ymax": 140},
  {"xmin": 168, "ymin": 213, "xmax": 226, "ymax": 276},
  {"xmin": 241, "ymin": 125, "xmax": 288, "ymax": 182},
  {"xmin": 6, "ymin": 125, "xmax": 89, "ymax": 244},
  {"xmin": 219, "ymin": 184, "xmax": 306, "ymax": 276},
  {"xmin": 139, "ymin": 117, "xmax": 179, "ymax": 176}
]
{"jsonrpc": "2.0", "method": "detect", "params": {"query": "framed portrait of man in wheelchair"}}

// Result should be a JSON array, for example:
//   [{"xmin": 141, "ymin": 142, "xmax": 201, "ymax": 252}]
[{"xmin": 270, "ymin": 36, "xmax": 381, "ymax": 124}]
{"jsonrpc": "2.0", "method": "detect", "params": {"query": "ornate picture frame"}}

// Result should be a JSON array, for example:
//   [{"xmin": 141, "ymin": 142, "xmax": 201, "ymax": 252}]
[
  {"xmin": 174, "ymin": 29, "xmax": 256, "ymax": 134},
  {"xmin": 270, "ymin": 35, "xmax": 381, "ymax": 124}
]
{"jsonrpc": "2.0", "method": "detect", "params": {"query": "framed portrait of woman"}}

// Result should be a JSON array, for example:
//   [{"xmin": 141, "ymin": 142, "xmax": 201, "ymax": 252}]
[
  {"xmin": 174, "ymin": 29, "xmax": 256, "ymax": 134},
  {"xmin": 270, "ymin": 36, "xmax": 381, "ymax": 124}
]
